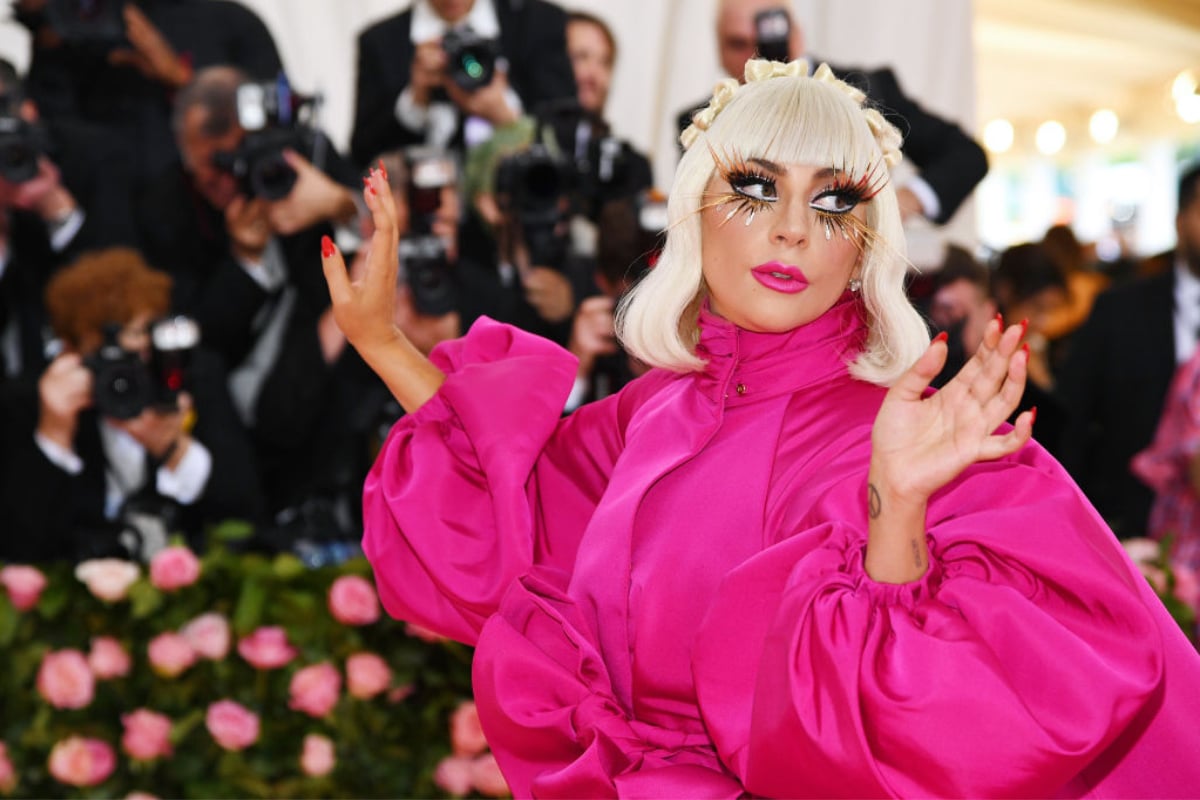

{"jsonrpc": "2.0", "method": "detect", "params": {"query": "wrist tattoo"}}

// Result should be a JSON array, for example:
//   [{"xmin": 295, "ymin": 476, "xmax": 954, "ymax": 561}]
[
  {"xmin": 867, "ymin": 483, "xmax": 882, "ymax": 519},
  {"xmin": 910, "ymin": 538, "xmax": 924, "ymax": 569}
]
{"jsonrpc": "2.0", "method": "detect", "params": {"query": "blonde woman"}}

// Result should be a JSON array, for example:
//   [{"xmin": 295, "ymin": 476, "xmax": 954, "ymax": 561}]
[{"xmin": 324, "ymin": 62, "xmax": 1200, "ymax": 797}]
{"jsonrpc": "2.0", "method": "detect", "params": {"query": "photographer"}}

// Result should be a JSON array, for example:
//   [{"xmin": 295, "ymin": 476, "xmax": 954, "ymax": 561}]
[
  {"xmin": 248, "ymin": 150, "xmax": 460, "ymax": 553},
  {"xmin": 12, "ymin": 0, "xmax": 284, "ymax": 185},
  {"xmin": 0, "ymin": 58, "xmax": 137, "ymax": 384},
  {"xmin": 0, "ymin": 247, "xmax": 262, "ymax": 563},
  {"xmin": 138, "ymin": 66, "xmax": 359, "ymax": 371},
  {"xmin": 350, "ymin": 0, "xmax": 576, "ymax": 166}
]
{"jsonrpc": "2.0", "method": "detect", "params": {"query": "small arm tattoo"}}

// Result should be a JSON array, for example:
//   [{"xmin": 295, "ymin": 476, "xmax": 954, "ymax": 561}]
[
  {"xmin": 867, "ymin": 483, "xmax": 881, "ymax": 519},
  {"xmin": 910, "ymin": 538, "xmax": 924, "ymax": 569}
]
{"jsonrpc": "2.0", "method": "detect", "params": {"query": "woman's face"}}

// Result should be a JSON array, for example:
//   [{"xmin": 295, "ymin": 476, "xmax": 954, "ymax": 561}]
[{"xmin": 700, "ymin": 159, "xmax": 868, "ymax": 333}]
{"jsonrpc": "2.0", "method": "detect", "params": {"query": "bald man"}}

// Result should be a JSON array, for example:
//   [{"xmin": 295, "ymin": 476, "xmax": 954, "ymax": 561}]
[{"xmin": 677, "ymin": 0, "xmax": 987, "ymax": 225}]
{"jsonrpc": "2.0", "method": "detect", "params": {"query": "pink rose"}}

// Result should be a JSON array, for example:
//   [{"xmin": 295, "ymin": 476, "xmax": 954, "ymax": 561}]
[
  {"xmin": 237, "ymin": 626, "xmax": 297, "ymax": 669},
  {"xmin": 37, "ymin": 649, "xmax": 95, "ymax": 709},
  {"xmin": 0, "ymin": 564, "xmax": 46, "ymax": 611},
  {"xmin": 47, "ymin": 736, "xmax": 115, "ymax": 787},
  {"xmin": 327, "ymin": 575, "xmax": 380, "ymax": 625},
  {"xmin": 388, "ymin": 684, "xmax": 415, "ymax": 704},
  {"xmin": 147, "ymin": 632, "xmax": 196, "ymax": 678},
  {"xmin": 149, "ymin": 546, "xmax": 201, "ymax": 591},
  {"xmin": 0, "ymin": 742, "xmax": 16, "ymax": 794},
  {"xmin": 126, "ymin": 793, "xmax": 160, "ymax": 800},
  {"xmin": 1174, "ymin": 564, "xmax": 1200, "ymax": 611},
  {"xmin": 88, "ymin": 637, "xmax": 132, "ymax": 680},
  {"xmin": 74, "ymin": 559, "xmax": 140, "ymax": 602},
  {"xmin": 346, "ymin": 652, "xmax": 391, "ymax": 699},
  {"xmin": 299, "ymin": 733, "xmax": 336, "ymax": 777},
  {"xmin": 470, "ymin": 752, "xmax": 510, "ymax": 797},
  {"xmin": 289, "ymin": 662, "xmax": 342, "ymax": 718},
  {"xmin": 450, "ymin": 700, "xmax": 488, "ymax": 757},
  {"xmin": 433, "ymin": 755, "xmax": 474, "ymax": 797},
  {"xmin": 1122, "ymin": 537, "xmax": 1161, "ymax": 565},
  {"xmin": 206, "ymin": 700, "xmax": 260, "ymax": 751},
  {"xmin": 121, "ymin": 709, "xmax": 173, "ymax": 761},
  {"xmin": 180, "ymin": 613, "xmax": 230, "ymax": 660},
  {"xmin": 405, "ymin": 622, "xmax": 447, "ymax": 643}
]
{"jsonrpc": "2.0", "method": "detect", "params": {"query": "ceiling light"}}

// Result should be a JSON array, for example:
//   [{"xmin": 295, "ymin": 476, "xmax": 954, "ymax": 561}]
[
  {"xmin": 1173, "ymin": 70, "xmax": 1198, "ymax": 102},
  {"xmin": 983, "ymin": 119, "xmax": 1014, "ymax": 153},
  {"xmin": 1035, "ymin": 121, "xmax": 1066, "ymax": 155},
  {"xmin": 1089, "ymin": 109, "xmax": 1119, "ymax": 144}
]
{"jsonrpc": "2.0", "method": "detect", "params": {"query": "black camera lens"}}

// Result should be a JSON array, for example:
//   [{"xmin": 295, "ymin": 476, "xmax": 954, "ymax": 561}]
[
  {"xmin": 86, "ymin": 344, "xmax": 154, "ymax": 420},
  {"xmin": 0, "ymin": 117, "xmax": 42, "ymax": 184},
  {"xmin": 249, "ymin": 150, "xmax": 297, "ymax": 201},
  {"xmin": 442, "ymin": 29, "xmax": 499, "ymax": 92}
]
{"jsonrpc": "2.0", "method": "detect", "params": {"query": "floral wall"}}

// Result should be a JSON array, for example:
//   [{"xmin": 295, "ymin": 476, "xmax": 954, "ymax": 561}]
[{"xmin": 0, "ymin": 525, "xmax": 505, "ymax": 799}]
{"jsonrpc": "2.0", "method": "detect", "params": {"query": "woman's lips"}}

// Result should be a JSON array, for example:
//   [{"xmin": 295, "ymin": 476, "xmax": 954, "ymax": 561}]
[{"xmin": 751, "ymin": 262, "xmax": 809, "ymax": 294}]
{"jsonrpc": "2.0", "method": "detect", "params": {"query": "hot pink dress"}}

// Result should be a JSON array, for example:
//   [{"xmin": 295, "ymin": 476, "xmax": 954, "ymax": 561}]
[{"xmin": 364, "ymin": 296, "xmax": 1200, "ymax": 798}]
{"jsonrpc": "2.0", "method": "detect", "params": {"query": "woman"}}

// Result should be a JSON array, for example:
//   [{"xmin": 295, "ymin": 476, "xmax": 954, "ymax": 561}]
[{"xmin": 323, "ymin": 62, "xmax": 1200, "ymax": 797}]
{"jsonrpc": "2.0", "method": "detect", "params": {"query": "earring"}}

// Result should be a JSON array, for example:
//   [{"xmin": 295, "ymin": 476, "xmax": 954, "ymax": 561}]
[{"xmin": 848, "ymin": 277, "xmax": 862, "ymax": 293}]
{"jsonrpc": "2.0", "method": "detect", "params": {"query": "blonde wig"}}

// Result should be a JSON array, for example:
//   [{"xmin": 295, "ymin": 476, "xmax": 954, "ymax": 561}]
[{"xmin": 616, "ymin": 60, "xmax": 930, "ymax": 386}]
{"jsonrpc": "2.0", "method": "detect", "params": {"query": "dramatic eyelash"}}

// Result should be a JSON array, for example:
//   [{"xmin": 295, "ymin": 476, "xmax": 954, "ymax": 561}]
[
  {"xmin": 697, "ymin": 144, "xmax": 775, "ymax": 227},
  {"xmin": 812, "ymin": 159, "xmax": 890, "ymax": 247}
]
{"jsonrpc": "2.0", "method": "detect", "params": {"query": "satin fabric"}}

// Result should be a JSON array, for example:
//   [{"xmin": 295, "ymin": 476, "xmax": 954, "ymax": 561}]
[{"xmin": 363, "ymin": 295, "xmax": 1200, "ymax": 798}]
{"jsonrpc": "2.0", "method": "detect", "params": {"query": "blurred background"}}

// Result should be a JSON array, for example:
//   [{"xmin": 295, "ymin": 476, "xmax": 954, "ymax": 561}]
[{"xmin": 2, "ymin": 0, "xmax": 1199, "ymax": 261}]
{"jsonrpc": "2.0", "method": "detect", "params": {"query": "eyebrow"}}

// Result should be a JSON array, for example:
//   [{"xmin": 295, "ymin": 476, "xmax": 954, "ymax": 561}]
[{"xmin": 747, "ymin": 159, "xmax": 840, "ymax": 182}]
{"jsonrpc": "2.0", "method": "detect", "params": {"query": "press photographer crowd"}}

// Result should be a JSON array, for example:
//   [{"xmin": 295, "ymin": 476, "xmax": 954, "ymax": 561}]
[
  {"xmin": 1, "ymin": 0, "xmax": 1198, "ymax": 607},
  {"xmin": 0, "ymin": 0, "xmax": 662, "ymax": 566}
]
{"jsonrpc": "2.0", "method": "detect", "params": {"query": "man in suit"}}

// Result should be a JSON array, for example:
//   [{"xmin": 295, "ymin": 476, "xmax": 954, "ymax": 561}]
[
  {"xmin": 14, "ymin": 0, "xmax": 284, "ymax": 187},
  {"xmin": 350, "ymin": 0, "xmax": 577, "ymax": 167},
  {"xmin": 676, "ymin": 0, "xmax": 988, "ymax": 225},
  {"xmin": 1056, "ymin": 163, "xmax": 1200, "ymax": 539}
]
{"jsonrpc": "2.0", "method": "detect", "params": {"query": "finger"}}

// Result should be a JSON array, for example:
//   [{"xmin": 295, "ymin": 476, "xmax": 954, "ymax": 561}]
[
  {"xmin": 890, "ymin": 332, "xmax": 948, "ymax": 402},
  {"xmin": 978, "ymin": 408, "xmax": 1035, "ymax": 461},
  {"xmin": 363, "ymin": 169, "xmax": 399, "ymax": 293},
  {"xmin": 320, "ymin": 234, "xmax": 352, "ymax": 306},
  {"xmin": 981, "ymin": 343, "xmax": 1029, "ymax": 430},
  {"xmin": 967, "ymin": 322, "xmax": 1026, "ymax": 404}
]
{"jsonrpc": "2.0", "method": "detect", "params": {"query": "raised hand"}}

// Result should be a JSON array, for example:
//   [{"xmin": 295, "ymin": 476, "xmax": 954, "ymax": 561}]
[
  {"xmin": 321, "ymin": 164, "xmax": 445, "ymax": 413},
  {"xmin": 865, "ymin": 317, "xmax": 1033, "ymax": 583},
  {"xmin": 37, "ymin": 352, "xmax": 93, "ymax": 451}
]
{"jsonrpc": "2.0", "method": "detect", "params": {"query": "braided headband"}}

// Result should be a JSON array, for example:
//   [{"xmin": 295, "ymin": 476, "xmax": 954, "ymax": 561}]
[{"xmin": 679, "ymin": 59, "xmax": 902, "ymax": 168}]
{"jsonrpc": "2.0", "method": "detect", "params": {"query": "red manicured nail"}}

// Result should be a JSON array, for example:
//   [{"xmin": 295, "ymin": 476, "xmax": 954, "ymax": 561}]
[
  {"xmin": 1030, "ymin": 406, "xmax": 1038, "ymax": 426},
  {"xmin": 362, "ymin": 175, "xmax": 371, "ymax": 186},
  {"xmin": 378, "ymin": 158, "xmax": 388, "ymax": 180},
  {"xmin": 1021, "ymin": 342, "xmax": 1030, "ymax": 356},
  {"xmin": 933, "ymin": 331, "xmax": 948, "ymax": 344},
  {"xmin": 995, "ymin": 312, "xmax": 1004, "ymax": 328},
  {"xmin": 321, "ymin": 235, "xmax": 335, "ymax": 257},
  {"xmin": 1019, "ymin": 318, "xmax": 1029, "ymax": 336}
]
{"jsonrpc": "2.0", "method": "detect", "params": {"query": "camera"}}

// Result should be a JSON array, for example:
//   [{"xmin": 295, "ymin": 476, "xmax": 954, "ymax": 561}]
[
  {"xmin": 442, "ymin": 28, "xmax": 500, "ymax": 92},
  {"xmin": 85, "ymin": 317, "xmax": 200, "ymax": 420},
  {"xmin": 211, "ymin": 72, "xmax": 320, "ymax": 201},
  {"xmin": 398, "ymin": 147, "xmax": 458, "ymax": 315},
  {"xmin": 0, "ymin": 110, "xmax": 47, "ymax": 184},
  {"xmin": 495, "ymin": 142, "xmax": 574, "ymax": 268},
  {"xmin": 754, "ymin": 8, "xmax": 791, "ymax": 63},
  {"xmin": 44, "ymin": 0, "xmax": 126, "ymax": 51}
]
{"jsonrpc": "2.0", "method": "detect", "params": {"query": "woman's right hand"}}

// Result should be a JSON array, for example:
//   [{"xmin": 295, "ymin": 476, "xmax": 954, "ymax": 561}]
[
  {"xmin": 322, "ymin": 164, "xmax": 447, "ymax": 413},
  {"xmin": 322, "ymin": 164, "xmax": 402, "ymax": 358}
]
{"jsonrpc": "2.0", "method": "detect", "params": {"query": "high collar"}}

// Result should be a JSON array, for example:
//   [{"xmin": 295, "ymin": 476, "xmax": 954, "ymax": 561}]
[{"xmin": 692, "ymin": 292, "xmax": 868, "ymax": 406}]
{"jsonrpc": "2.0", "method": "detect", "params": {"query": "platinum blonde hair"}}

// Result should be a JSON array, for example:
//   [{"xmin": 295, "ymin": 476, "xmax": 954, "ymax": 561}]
[{"xmin": 616, "ymin": 60, "xmax": 929, "ymax": 386}]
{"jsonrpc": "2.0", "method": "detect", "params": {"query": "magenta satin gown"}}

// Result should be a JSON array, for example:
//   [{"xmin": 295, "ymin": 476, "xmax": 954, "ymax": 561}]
[{"xmin": 363, "ymin": 296, "xmax": 1200, "ymax": 798}]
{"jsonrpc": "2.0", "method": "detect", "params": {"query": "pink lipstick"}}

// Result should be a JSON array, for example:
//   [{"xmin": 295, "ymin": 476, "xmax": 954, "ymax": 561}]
[{"xmin": 751, "ymin": 261, "xmax": 809, "ymax": 294}]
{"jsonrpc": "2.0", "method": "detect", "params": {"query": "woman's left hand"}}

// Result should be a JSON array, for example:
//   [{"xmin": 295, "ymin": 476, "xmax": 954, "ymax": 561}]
[
  {"xmin": 872, "ymin": 317, "xmax": 1033, "ymax": 505},
  {"xmin": 864, "ymin": 318, "xmax": 1033, "ymax": 583}
]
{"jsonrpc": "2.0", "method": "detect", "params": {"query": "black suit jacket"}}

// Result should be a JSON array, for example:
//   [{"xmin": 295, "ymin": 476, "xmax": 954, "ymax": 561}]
[
  {"xmin": 350, "ymin": 0, "xmax": 577, "ymax": 166},
  {"xmin": 21, "ymin": 0, "xmax": 283, "ymax": 184},
  {"xmin": 675, "ymin": 63, "xmax": 988, "ymax": 224},
  {"xmin": 0, "ymin": 348, "xmax": 264, "ymax": 562},
  {"xmin": 1055, "ymin": 268, "xmax": 1177, "ymax": 538}
]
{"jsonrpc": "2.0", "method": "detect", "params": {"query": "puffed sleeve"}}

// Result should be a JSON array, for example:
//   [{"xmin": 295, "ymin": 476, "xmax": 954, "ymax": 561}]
[
  {"xmin": 692, "ymin": 446, "xmax": 1186, "ymax": 798},
  {"xmin": 362, "ymin": 318, "xmax": 627, "ymax": 645}
]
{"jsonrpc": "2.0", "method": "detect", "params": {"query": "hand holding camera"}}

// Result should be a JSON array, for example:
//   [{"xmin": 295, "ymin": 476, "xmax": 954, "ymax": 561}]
[
  {"xmin": 36, "ymin": 351, "xmax": 93, "ymax": 452},
  {"xmin": 107, "ymin": 3, "xmax": 191, "ymax": 88},
  {"xmin": 568, "ymin": 295, "xmax": 618, "ymax": 378},
  {"xmin": 112, "ymin": 390, "xmax": 193, "ymax": 468},
  {"xmin": 265, "ymin": 149, "xmax": 356, "ymax": 237},
  {"xmin": 410, "ymin": 40, "xmax": 447, "ymax": 107},
  {"xmin": 225, "ymin": 194, "xmax": 272, "ymax": 262}
]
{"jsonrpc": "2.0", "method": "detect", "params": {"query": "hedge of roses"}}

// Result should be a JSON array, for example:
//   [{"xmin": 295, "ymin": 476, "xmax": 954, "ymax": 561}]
[{"xmin": 0, "ymin": 525, "xmax": 505, "ymax": 799}]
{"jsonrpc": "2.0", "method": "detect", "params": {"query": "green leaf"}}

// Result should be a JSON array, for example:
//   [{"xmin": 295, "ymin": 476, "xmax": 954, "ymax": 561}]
[
  {"xmin": 233, "ymin": 579, "xmax": 267, "ymax": 634},
  {"xmin": 129, "ymin": 579, "xmax": 164, "ymax": 620},
  {"xmin": 0, "ymin": 596, "xmax": 18, "ymax": 646},
  {"xmin": 272, "ymin": 553, "xmax": 306, "ymax": 581}
]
